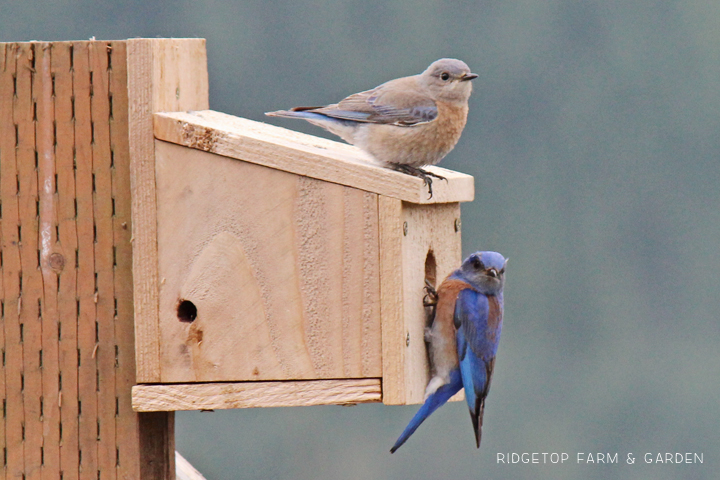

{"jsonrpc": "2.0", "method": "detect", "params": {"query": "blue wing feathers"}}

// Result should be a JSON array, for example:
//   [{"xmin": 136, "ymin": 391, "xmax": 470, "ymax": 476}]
[
  {"xmin": 389, "ymin": 258, "xmax": 505, "ymax": 452},
  {"xmin": 455, "ymin": 289, "xmax": 502, "ymax": 448}
]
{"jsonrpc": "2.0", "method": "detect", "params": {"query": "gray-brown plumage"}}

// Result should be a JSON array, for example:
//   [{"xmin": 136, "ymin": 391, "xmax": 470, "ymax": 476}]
[{"xmin": 266, "ymin": 59, "xmax": 477, "ymax": 196}]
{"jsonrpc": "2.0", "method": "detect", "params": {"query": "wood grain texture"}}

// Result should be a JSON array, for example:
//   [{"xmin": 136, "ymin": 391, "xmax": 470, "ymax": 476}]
[
  {"xmin": 153, "ymin": 110, "xmax": 475, "ymax": 205},
  {"xmin": 73, "ymin": 42, "xmax": 100, "ymax": 480},
  {"xmin": 51, "ymin": 41, "xmax": 81, "ymax": 480},
  {"xmin": 0, "ymin": 44, "xmax": 6, "ymax": 471},
  {"xmin": 379, "ymin": 199, "xmax": 464, "ymax": 405},
  {"xmin": 153, "ymin": 141, "xmax": 382, "ymax": 383},
  {"xmin": 1, "ymin": 42, "xmax": 25, "ymax": 480},
  {"xmin": 36, "ymin": 41, "xmax": 61, "ymax": 480},
  {"xmin": 109, "ymin": 40, "xmax": 143, "ymax": 480},
  {"xmin": 0, "ymin": 38, "xmax": 183, "ymax": 480},
  {"xmin": 378, "ymin": 196, "xmax": 405, "ymax": 405},
  {"xmin": 139, "ymin": 412, "xmax": 175, "ymax": 480},
  {"xmin": 89, "ymin": 41, "xmax": 118, "ymax": 480},
  {"xmin": 126, "ymin": 38, "xmax": 209, "ymax": 384},
  {"xmin": 132, "ymin": 379, "xmax": 382, "ymax": 412},
  {"xmin": 400, "ymin": 202, "xmax": 463, "ymax": 405},
  {"xmin": 16, "ymin": 42, "xmax": 44, "ymax": 480}
]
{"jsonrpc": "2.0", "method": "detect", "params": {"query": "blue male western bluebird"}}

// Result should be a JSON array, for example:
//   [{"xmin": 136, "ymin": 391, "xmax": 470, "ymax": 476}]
[
  {"xmin": 390, "ymin": 251, "xmax": 507, "ymax": 453},
  {"xmin": 266, "ymin": 59, "xmax": 477, "ymax": 196}
]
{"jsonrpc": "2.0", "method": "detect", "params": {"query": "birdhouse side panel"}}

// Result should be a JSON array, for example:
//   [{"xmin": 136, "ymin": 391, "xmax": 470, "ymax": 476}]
[
  {"xmin": 379, "ymin": 198, "xmax": 463, "ymax": 405},
  {"xmin": 401, "ymin": 201, "xmax": 463, "ymax": 404},
  {"xmin": 153, "ymin": 141, "xmax": 382, "ymax": 383}
]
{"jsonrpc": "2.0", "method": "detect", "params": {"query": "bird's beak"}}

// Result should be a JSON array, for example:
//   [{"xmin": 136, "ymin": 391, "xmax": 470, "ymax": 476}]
[
  {"xmin": 461, "ymin": 73, "xmax": 479, "ymax": 81},
  {"xmin": 486, "ymin": 268, "xmax": 499, "ymax": 278}
]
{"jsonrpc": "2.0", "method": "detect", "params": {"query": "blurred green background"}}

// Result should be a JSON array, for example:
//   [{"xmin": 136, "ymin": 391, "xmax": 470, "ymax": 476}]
[{"xmin": 4, "ymin": 1, "xmax": 719, "ymax": 478}]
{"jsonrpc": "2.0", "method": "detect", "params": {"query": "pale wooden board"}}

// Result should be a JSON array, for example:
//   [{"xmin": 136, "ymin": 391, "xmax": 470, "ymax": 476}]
[
  {"xmin": 132, "ymin": 379, "xmax": 382, "ymax": 412},
  {"xmin": 16, "ymin": 42, "xmax": 44, "ymax": 480},
  {"xmin": 0, "ymin": 42, "xmax": 25, "ymax": 480},
  {"xmin": 153, "ymin": 141, "xmax": 382, "ymax": 383},
  {"xmin": 125, "ymin": 38, "xmax": 209, "ymax": 479},
  {"xmin": 127, "ymin": 38, "xmax": 209, "ymax": 384},
  {"xmin": 35, "ymin": 41, "xmax": 62, "ymax": 479},
  {"xmin": 72, "ymin": 41, "xmax": 100, "ymax": 480},
  {"xmin": 378, "ymin": 196, "xmax": 405, "ymax": 405},
  {"xmin": 153, "ymin": 110, "xmax": 475, "ymax": 205},
  {"xmin": 401, "ymin": 202, "xmax": 464, "ymax": 405},
  {"xmin": 51, "ymin": 41, "xmax": 81, "ymax": 480},
  {"xmin": 379, "ymin": 199, "xmax": 465, "ymax": 405}
]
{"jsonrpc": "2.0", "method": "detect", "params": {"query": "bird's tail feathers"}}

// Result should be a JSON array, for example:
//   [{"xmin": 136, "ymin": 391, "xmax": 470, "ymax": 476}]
[
  {"xmin": 470, "ymin": 398, "xmax": 486, "ymax": 448},
  {"xmin": 265, "ymin": 108, "xmax": 322, "ymax": 119},
  {"xmin": 390, "ymin": 370, "xmax": 462, "ymax": 453}
]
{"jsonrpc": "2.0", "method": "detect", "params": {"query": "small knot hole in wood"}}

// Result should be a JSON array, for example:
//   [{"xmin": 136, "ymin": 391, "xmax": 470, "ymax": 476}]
[{"xmin": 177, "ymin": 299, "xmax": 197, "ymax": 322}]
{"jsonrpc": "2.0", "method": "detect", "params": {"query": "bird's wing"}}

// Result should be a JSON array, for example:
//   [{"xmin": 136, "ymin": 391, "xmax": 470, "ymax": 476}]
[
  {"xmin": 455, "ymin": 289, "xmax": 501, "ymax": 448},
  {"xmin": 314, "ymin": 76, "xmax": 438, "ymax": 126}
]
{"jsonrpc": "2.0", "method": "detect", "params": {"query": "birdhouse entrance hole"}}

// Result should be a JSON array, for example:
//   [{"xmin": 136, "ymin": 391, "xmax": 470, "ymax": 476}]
[
  {"xmin": 177, "ymin": 299, "xmax": 197, "ymax": 322},
  {"xmin": 424, "ymin": 249, "xmax": 437, "ymax": 288}
]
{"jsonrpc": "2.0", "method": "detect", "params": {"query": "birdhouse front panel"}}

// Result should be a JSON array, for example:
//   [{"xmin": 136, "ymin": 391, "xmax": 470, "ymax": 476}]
[{"xmin": 153, "ymin": 141, "xmax": 382, "ymax": 383}]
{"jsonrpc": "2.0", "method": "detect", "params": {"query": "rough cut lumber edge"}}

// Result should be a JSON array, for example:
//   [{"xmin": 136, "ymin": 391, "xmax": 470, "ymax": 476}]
[
  {"xmin": 131, "ymin": 379, "xmax": 382, "ymax": 412},
  {"xmin": 176, "ymin": 452, "xmax": 209, "ymax": 480},
  {"xmin": 127, "ymin": 38, "xmax": 209, "ymax": 383},
  {"xmin": 378, "ymin": 196, "xmax": 406, "ymax": 404},
  {"xmin": 153, "ymin": 110, "xmax": 475, "ymax": 204}
]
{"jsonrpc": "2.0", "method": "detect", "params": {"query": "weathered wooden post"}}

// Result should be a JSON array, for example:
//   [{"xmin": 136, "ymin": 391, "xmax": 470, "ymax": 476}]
[
  {"xmin": 0, "ymin": 37, "xmax": 473, "ymax": 480},
  {"xmin": 0, "ymin": 38, "xmax": 208, "ymax": 480}
]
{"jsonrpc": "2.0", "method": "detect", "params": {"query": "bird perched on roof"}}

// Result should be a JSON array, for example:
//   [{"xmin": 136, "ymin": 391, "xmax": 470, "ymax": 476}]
[
  {"xmin": 390, "ymin": 251, "xmax": 507, "ymax": 453},
  {"xmin": 265, "ymin": 59, "xmax": 477, "ymax": 197}
]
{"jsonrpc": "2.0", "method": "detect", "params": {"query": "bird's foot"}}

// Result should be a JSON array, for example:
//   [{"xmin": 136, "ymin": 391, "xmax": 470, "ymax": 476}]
[
  {"xmin": 389, "ymin": 164, "xmax": 447, "ymax": 199},
  {"xmin": 423, "ymin": 279, "xmax": 438, "ymax": 307}
]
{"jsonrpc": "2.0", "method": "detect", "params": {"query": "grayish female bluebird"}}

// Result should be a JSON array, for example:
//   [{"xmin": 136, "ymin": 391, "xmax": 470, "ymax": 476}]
[
  {"xmin": 266, "ymin": 59, "xmax": 477, "ymax": 196},
  {"xmin": 390, "ymin": 251, "xmax": 507, "ymax": 453}
]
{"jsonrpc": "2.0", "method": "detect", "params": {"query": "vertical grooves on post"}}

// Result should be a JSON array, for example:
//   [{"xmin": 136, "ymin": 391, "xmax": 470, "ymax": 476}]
[
  {"xmin": 89, "ymin": 41, "xmax": 117, "ymax": 480},
  {"xmin": 53, "ymin": 40, "xmax": 80, "ymax": 480},
  {"xmin": 36, "ymin": 40, "xmax": 61, "ymax": 480},
  {"xmin": 1, "ymin": 41, "xmax": 26, "ymax": 480},
  {"xmin": 18, "ymin": 41, "xmax": 44, "ymax": 480},
  {"xmin": 72, "ymin": 41, "xmax": 99, "ymax": 480},
  {"xmin": 107, "ymin": 40, "xmax": 139, "ymax": 479}
]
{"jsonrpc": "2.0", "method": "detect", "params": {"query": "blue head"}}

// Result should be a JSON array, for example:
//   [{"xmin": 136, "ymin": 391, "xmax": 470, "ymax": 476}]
[{"xmin": 457, "ymin": 251, "xmax": 507, "ymax": 295}]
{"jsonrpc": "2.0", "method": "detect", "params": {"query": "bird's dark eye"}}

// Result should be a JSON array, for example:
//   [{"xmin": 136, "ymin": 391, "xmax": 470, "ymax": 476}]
[
  {"xmin": 471, "ymin": 257, "xmax": 483, "ymax": 270},
  {"xmin": 440, "ymin": 72, "xmax": 450, "ymax": 81}
]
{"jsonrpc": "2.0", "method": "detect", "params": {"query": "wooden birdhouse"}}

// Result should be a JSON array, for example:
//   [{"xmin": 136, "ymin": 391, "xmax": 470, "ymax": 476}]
[
  {"xmin": 0, "ymin": 41, "xmax": 475, "ymax": 470},
  {"xmin": 127, "ymin": 40, "xmax": 475, "ymax": 412}
]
